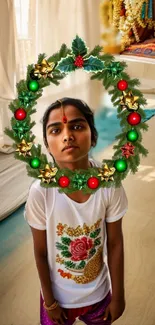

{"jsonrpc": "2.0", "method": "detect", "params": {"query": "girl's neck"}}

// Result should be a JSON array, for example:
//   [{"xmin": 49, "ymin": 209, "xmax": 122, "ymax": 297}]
[{"xmin": 55, "ymin": 156, "xmax": 92, "ymax": 171}]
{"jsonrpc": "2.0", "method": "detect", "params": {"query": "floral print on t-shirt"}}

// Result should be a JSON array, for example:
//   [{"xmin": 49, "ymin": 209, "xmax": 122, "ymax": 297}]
[{"xmin": 55, "ymin": 218, "xmax": 104, "ymax": 284}]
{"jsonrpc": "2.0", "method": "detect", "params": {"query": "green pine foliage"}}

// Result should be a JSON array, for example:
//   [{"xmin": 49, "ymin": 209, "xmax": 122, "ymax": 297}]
[
  {"xmin": 90, "ymin": 71, "xmax": 105, "ymax": 81},
  {"xmin": 85, "ymin": 45, "xmax": 103, "ymax": 59},
  {"xmin": 99, "ymin": 53, "xmax": 115, "ymax": 63},
  {"xmin": 59, "ymin": 43, "xmax": 72, "ymax": 58},
  {"xmin": 37, "ymin": 53, "xmax": 47, "ymax": 64},
  {"xmin": 48, "ymin": 44, "xmax": 71, "ymax": 63},
  {"xmin": 16, "ymin": 80, "xmax": 28, "ymax": 92}
]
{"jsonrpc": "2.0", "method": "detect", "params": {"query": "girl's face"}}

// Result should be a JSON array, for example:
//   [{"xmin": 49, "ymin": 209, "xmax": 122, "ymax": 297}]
[{"xmin": 45, "ymin": 105, "xmax": 92, "ymax": 168}]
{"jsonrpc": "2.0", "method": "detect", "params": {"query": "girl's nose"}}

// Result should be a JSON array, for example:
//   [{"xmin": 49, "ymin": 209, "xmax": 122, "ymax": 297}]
[{"xmin": 63, "ymin": 134, "xmax": 74, "ymax": 143}]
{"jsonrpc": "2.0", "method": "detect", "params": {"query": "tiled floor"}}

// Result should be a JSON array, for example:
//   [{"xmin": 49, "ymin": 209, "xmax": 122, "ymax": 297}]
[{"xmin": 0, "ymin": 95, "xmax": 155, "ymax": 325}]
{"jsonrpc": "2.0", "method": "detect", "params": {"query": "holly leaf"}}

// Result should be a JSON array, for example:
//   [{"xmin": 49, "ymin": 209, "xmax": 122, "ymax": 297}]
[
  {"xmin": 83, "ymin": 56, "xmax": 104, "ymax": 73},
  {"xmin": 57, "ymin": 55, "xmax": 76, "ymax": 73},
  {"xmin": 72, "ymin": 35, "xmax": 87, "ymax": 56}
]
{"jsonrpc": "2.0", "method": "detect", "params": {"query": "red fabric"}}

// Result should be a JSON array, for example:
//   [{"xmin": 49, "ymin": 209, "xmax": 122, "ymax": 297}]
[{"xmin": 65, "ymin": 304, "xmax": 94, "ymax": 321}]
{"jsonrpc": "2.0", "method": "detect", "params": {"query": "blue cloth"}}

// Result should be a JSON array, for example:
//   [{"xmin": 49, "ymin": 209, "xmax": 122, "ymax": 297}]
[{"xmin": 92, "ymin": 108, "xmax": 155, "ymax": 154}]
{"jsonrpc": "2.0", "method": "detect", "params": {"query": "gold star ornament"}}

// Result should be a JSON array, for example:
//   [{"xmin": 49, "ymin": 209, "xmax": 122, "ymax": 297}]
[
  {"xmin": 120, "ymin": 91, "xmax": 139, "ymax": 111},
  {"xmin": 98, "ymin": 164, "xmax": 115, "ymax": 182},
  {"xmin": 16, "ymin": 139, "xmax": 32, "ymax": 156},
  {"xmin": 34, "ymin": 59, "xmax": 55, "ymax": 79},
  {"xmin": 38, "ymin": 164, "xmax": 58, "ymax": 183}
]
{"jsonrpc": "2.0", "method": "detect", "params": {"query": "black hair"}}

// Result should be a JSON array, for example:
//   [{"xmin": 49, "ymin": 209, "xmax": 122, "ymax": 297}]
[{"xmin": 42, "ymin": 97, "xmax": 98, "ymax": 148}]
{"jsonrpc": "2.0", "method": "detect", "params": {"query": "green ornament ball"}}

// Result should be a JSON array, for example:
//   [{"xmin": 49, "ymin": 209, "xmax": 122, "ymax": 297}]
[
  {"xmin": 126, "ymin": 130, "xmax": 138, "ymax": 142},
  {"xmin": 114, "ymin": 159, "xmax": 127, "ymax": 172},
  {"xmin": 28, "ymin": 80, "xmax": 39, "ymax": 92},
  {"xmin": 30, "ymin": 157, "xmax": 41, "ymax": 169}
]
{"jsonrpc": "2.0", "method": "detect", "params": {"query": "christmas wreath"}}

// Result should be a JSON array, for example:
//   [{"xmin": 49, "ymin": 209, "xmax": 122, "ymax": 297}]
[{"xmin": 5, "ymin": 35, "xmax": 149, "ymax": 194}]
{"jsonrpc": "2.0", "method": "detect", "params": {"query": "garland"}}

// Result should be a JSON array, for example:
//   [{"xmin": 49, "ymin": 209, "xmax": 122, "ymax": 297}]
[{"xmin": 5, "ymin": 35, "xmax": 149, "ymax": 194}]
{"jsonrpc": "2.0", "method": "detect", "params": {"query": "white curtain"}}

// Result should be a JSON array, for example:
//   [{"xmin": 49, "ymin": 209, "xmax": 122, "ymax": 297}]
[
  {"xmin": 30, "ymin": 0, "xmax": 102, "ymax": 140},
  {"xmin": 0, "ymin": 0, "xmax": 102, "ymax": 149},
  {"xmin": 0, "ymin": 0, "xmax": 18, "ymax": 150}
]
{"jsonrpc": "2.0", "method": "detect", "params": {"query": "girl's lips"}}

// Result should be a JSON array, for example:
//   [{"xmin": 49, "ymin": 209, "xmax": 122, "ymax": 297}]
[{"xmin": 63, "ymin": 146, "xmax": 78, "ymax": 152}]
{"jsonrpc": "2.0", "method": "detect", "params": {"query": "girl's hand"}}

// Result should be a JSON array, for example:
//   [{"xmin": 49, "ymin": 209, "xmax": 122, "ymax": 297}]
[
  {"xmin": 47, "ymin": 304, "xmax": 68, "ymax": 325},
  {"xmin": 103, "ymin": 298, "xmax": 125, "ymax": 323}
]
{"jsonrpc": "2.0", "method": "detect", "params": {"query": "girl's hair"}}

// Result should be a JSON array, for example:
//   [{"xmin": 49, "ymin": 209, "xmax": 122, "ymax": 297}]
[{"xmin": 42, "ymin": 97, "xmax": 98, "ymax": 148}]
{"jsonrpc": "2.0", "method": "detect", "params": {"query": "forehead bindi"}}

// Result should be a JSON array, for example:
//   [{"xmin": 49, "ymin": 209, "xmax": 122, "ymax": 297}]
[{"xmin": 47, "ymin": 105, "xmax": 87, "ymax": 127}]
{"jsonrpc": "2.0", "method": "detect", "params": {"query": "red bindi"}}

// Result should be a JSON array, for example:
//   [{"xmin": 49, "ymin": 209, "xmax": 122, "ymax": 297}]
[
  {"xmin": 62, "ymin": 115, "xmax": 67, "ymax": 123},
  {"xmin": 57, "ymin": 99, "xmax": 68, "ymax": 124}
]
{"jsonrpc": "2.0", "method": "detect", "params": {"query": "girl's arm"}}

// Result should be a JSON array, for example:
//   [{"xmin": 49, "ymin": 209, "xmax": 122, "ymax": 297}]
[
  {"xmin": 30, "ymin": 227, "xmax": 55, "ymax": 306},
  {"xmin": 106, "ymin": 218, "xmax": 125, "ymax": 301}
]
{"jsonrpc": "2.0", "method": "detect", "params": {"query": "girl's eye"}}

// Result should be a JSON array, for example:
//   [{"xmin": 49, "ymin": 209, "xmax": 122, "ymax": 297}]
[
  {"xmin": 50, "ymin": 128, "xmax": 60, "ymax": 134},
  {"xmin": 72, "ymin": 124, "xmax": 83, "ymax": 130},
  {"xmin": 49, "ymin": 124, "xmax": 83, "ymax": 134}
]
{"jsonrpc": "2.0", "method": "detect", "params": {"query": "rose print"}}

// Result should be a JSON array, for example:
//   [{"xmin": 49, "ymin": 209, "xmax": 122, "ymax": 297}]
[{"xmin": 70, "ymin": 236, "xmax": 93, "ymax": 261}]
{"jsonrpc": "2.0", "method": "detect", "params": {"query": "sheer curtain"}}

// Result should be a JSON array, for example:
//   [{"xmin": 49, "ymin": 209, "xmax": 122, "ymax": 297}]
[
  {"xmin": 33, "ymin": 0, "xmax": 102, "ymax": 136},
  {"xmin": 0, "ymin": 0, "xmax": 18, "ymax": 150},
  {"xmin": 0, "ymin": 0, "xmax": 102, "ymax": 148}
]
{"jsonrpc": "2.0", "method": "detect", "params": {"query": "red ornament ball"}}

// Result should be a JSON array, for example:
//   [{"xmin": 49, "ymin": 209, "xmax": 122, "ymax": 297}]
[
  {"xmin": 127, "ymin": 112, "xmax": 141, "ymax": 125},
  {"xmin": 87, "ymin": 177, "xmax": 99, "ymax": 189},
  {"xmin": 117, "ymin": 80, "xmax": 128, "ymax": 91},
  {"xmin": 74, "ymin": 55, "xmax": 84, "ymax": 68},
  {"xmin": 14, "ymin": 108, "xmax": 27, "ymax": 120},
  {"xmin": 58, "ymin": 176, "xmax": 70, "ymax": 188}
]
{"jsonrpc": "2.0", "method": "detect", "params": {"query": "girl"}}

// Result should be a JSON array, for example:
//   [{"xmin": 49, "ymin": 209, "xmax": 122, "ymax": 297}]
[{"xmin": 24, "ymin": 97, "xmax": 128, "ymax": 325}]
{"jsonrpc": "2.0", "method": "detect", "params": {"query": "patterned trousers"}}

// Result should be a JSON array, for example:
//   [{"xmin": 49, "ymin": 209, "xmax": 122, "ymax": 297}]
[{"xmin": 40, "ymin": 290, "xmax": 112, "ymax": 325}]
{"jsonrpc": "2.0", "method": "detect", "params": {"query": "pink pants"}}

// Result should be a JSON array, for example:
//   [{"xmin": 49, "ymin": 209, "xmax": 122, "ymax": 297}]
[{"xmin": 40, "ymin": 290, "xmax": 112, "ymax": 325}]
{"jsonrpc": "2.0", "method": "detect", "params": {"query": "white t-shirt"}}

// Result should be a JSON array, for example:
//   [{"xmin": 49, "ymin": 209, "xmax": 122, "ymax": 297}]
[{"xmin": 24, "ymin": 158, "xmax": 128, "ymax": 308}]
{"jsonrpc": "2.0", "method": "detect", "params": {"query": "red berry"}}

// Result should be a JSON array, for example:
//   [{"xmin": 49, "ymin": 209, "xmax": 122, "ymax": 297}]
[
  {"xmin": 87, "ymin": 177, "xmax": 99, "ymax": 189},
  {"xmin": 14, "ymin": 108, "xmax": 27, "ymax": 120},
  {"xmin": 127, "ymin": 112, "xmax": 141, "ymax": 125},
  {"xmin": 117, "ymin": 80, "xmax": 128, "ymax": 91},
  {"xmin": 74, "ymin": 55, "xmax": 84, "ymax": 67},
  {"xmin": 58, "ymin": 176, "xmax": 70, "ymax": 188}
]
